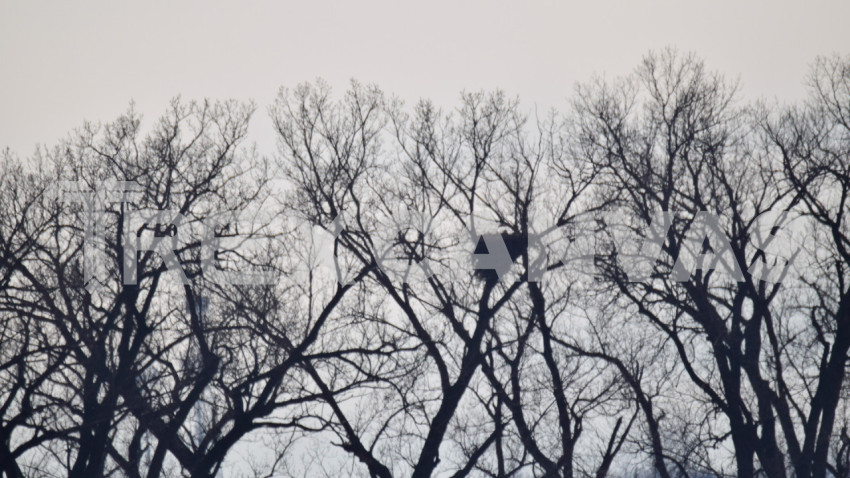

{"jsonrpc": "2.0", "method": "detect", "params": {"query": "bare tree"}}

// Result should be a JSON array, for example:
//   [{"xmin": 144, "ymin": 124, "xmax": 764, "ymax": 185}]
[
  {"xmin": 573, "ymin": 49, "xmax": 850, "ymax": 478},
  {"xmin": 2, "ymin": 51, "xmax": 849, "ymax": 478},
  {"xmin": 758, "ymin": 53, "xmax": 850, "ymax": 478},
  {"xmin": 270, "ymin": 79, "xmax": 639, "ymax": 478}
]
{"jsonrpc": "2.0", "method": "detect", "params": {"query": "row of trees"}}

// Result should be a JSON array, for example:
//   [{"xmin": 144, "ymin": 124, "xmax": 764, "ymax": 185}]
[{"xmin": 0, "ymin": 50, "xmax": 848, "ymax": 477}]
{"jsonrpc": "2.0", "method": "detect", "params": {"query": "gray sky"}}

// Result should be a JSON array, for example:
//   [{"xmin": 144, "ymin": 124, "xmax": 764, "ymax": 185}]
[{"xmin": 2, "ymin": 0, "xmax": 849, "ymax": 157}]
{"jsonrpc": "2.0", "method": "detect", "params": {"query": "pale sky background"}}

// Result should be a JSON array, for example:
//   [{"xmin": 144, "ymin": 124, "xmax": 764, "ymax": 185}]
[{"xmin": 1, "ymin": 0, "xmax": 849, "ymax": 158}]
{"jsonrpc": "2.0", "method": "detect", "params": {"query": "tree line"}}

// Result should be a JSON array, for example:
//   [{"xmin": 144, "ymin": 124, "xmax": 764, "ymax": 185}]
[{"xmin": 1, "ymin": 49, "xmax": 849, "ymax": 477}]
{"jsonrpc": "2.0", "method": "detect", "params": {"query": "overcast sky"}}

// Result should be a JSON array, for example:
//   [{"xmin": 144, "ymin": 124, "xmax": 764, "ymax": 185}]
[{"xmin": 2, "ymin": 0, "xmax": 849, "ymax": 157}]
